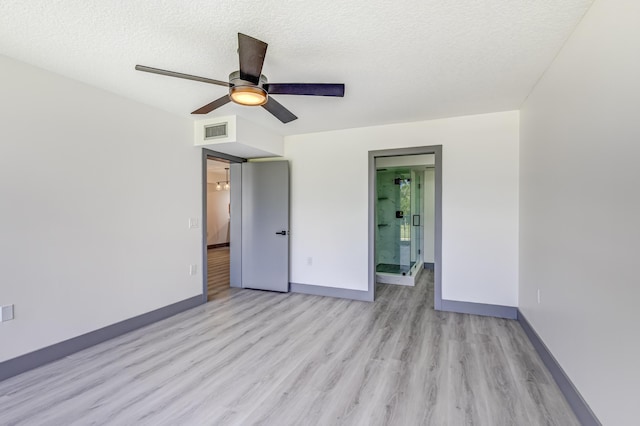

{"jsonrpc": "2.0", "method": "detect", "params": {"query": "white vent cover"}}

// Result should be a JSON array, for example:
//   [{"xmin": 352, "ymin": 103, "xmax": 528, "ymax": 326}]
[{"xmin": 204, "ymin": 123, "xmax": 228, "ymax": 140}]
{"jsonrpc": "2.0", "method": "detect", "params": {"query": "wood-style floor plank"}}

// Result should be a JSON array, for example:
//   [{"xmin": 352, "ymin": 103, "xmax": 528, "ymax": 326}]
[
  {"xmin": 0, "ymin": 270, "xmax": 578, "ymax": 425},
  {"xmin": 207, "ymin": 247, "xmax": 230, "ymax": 301}
]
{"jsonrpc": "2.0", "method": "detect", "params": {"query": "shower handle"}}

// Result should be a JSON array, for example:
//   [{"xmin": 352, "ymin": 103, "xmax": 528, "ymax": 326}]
[{"xmin": 275, "ymin": 231, "xmax": 288, "ymax": 236}]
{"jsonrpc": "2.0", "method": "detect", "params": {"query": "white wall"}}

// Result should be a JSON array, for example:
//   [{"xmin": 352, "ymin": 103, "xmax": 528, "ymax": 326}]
[
  {"xmin": 285, "ymin": 111, "xmax": 519, "ymax": 306},
  {"xmin": 206, "ymin": 170, "xmax": 230, "ymax": 245},
  {"xmin": 0, "ymin": 56, "xmax": 202, "ymax": 362},
  {"xmin": 519, "ymin": 1, "xmax": 640, "ymax": 424}
]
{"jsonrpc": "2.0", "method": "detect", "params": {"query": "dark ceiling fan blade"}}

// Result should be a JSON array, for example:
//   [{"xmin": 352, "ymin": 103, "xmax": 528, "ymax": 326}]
[
  {"xmin": 238, "ymin": 33, "xmax": 268, "ymax": 84},
  {"xmin": 135, "ymin": 65, "xmax": 230, "ymax": 87},
  {"xmin": 261, "ymin": 97, "xmax": 297, "ymax": 123},
  {"xmin": 191, "ymin": 95, "xmax": 231, "ymax": 114},
  {"xmin": 264, "ymin": 83, "xmax": 345, "ymax": 97}
]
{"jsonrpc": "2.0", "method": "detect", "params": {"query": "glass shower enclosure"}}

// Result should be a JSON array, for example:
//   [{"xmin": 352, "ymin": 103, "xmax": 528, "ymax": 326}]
[{"xmin": 375, "ymin": 166, "xmax": 424, "ymax": 285}]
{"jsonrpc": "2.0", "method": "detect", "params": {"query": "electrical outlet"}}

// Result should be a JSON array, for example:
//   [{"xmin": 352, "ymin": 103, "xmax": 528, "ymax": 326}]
[
  {"xmin": 537, "ymin": 289, "xmax": 541, "ymax": 304},
  {"xmin": 189, "ymin": 264, "xmax": 197, "ymax": 276},
  {"xmin": 1, "ymin": 304, "xmax": 14, "ymax": 322},
  {"xmin": 306, "ymin": 257, "xmax": 313, "ymax": 266}
]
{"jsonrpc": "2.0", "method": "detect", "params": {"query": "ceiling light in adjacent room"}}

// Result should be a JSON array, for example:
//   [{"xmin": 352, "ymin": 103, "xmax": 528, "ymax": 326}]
[{"xmin": 223, "ymin": 167, "xmax": 230, "ymax": 191}]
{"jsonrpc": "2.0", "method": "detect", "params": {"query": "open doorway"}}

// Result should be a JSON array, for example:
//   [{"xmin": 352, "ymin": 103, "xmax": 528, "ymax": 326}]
[
  {"xmin": 206, "ymin": 158, "xmax": 231, "ymax": 300},
  {"xmin": 202, "ymin": 149, "xmax": 246, "ymax": 303},
  {"xmin": 368, "ymin": 146, "xmax": 442, "ymax": 307},
  {"xmin": 374, "ymin": 156, "xmax": 433, "ymax": 286}
]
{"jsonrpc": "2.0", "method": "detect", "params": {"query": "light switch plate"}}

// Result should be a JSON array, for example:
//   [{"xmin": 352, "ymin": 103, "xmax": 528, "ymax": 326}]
[
  {"xmin": 189, "ymin": 218, "xmax": 199, "ymax": 229},
  {"xmin": 1, "ymin": 304, "xmax": 14, "ymax": 322}
]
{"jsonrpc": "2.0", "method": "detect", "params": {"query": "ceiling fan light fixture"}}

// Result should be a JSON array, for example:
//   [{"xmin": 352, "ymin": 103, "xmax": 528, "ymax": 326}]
[
  {"xmin": 136, "ymin": 33, "xmax": 345, "ymax": 122},
  {"xmin": 229, "ymin": 86, "xmax": 268, "ymax": 106}
]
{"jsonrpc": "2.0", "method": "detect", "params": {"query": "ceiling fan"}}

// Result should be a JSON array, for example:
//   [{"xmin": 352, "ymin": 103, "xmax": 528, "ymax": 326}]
[{"xmin": 135, "ymin": 33, "xmax": 345, "ymax": 123}]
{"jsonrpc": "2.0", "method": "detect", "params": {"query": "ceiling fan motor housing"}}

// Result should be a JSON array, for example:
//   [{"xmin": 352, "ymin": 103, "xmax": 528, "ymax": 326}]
[{"xmin": 229, "ymin": 70, "xmax": 268, "ymax": 88}]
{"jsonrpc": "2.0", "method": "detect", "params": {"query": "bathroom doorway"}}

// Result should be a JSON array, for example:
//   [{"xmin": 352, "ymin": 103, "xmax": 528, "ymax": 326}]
[
  {"xmin": 368, "ymin": 146, "xmax": 442, "ymax": 306},
  {"xmin": 375, "ymin": 155, "xmax": 432, "ymax": 286}
]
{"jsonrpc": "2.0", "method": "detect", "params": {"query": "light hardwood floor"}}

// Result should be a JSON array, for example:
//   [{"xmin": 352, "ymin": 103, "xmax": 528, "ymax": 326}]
[
  {"xmin": 0, "ymin": 271, "xmax": 578, "ymax": 425},
  {"xmin": 207, "ymin": 246, "xmax": 230, "ymax": 301}
]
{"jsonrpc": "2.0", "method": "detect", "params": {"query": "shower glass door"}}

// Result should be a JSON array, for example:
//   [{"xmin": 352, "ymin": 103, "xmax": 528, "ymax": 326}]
[
  {"xmin": 398, "ymin": 173, "xmax": 411, "ymax": 272},
  {"xmin": 376, "ymin": 167, "xmax": 412, "ymax": 274}
]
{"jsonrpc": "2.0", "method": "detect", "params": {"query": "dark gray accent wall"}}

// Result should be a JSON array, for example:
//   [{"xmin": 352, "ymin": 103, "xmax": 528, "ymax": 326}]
[
  {"xmin": 0, "ymin": 295, "xmax": 202, "ymax": 382},
  {"xmin": 518, "ymin": 310, "xmax": 601, "ymax": 426}
]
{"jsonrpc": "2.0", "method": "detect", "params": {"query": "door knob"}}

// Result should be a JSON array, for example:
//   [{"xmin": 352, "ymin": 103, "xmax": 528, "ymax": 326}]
[{"xmin": 275, "ymin": 230, "xmax": 287, "ymax": 235}]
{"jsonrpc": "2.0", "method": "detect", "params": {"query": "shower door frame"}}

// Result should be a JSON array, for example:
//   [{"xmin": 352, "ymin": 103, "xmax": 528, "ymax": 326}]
[{"xmin": 368, "ymin": 145, "xmax": 443, "ymax": 307}]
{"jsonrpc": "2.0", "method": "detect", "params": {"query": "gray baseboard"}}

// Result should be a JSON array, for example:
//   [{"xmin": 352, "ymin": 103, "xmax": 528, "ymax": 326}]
[
  {"xmin": 290, "ymin": 282, "xmax": 373, "ymax": 302},
  {"xmin": 0, "ymin": 295, "xmax": 203, "ymax": 382},
  {"xmin": 439, "ymin": 299, "xmax": 517, "ymax": 319},
  {"xmin": 423, "ymin": 262, "xmax": 434, "ymax": 270},
  {"xmin": 517, "ymin": 310, "xmax": 601, "ymax": 426}
]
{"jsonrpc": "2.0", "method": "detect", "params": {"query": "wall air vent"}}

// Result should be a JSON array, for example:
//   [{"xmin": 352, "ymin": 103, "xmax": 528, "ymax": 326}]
[
  {"xmin": 194, "ymin": 115, "xmax": 284, "ymax": 157},
  {"xmin": 204, "ymin": 123, "xmax": 228, "ymax": 140}
]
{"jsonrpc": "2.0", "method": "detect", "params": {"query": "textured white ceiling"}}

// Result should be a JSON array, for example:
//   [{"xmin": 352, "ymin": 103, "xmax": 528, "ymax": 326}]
[{"xmin": 0, "ymin": 0, "xmax": 593, "ymax": 136}]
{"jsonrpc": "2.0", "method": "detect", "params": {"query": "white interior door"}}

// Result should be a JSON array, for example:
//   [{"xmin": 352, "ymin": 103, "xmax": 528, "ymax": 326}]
[{"xmin": 241, "ymin": 161, "xmax": 289, "ymax": 292}]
